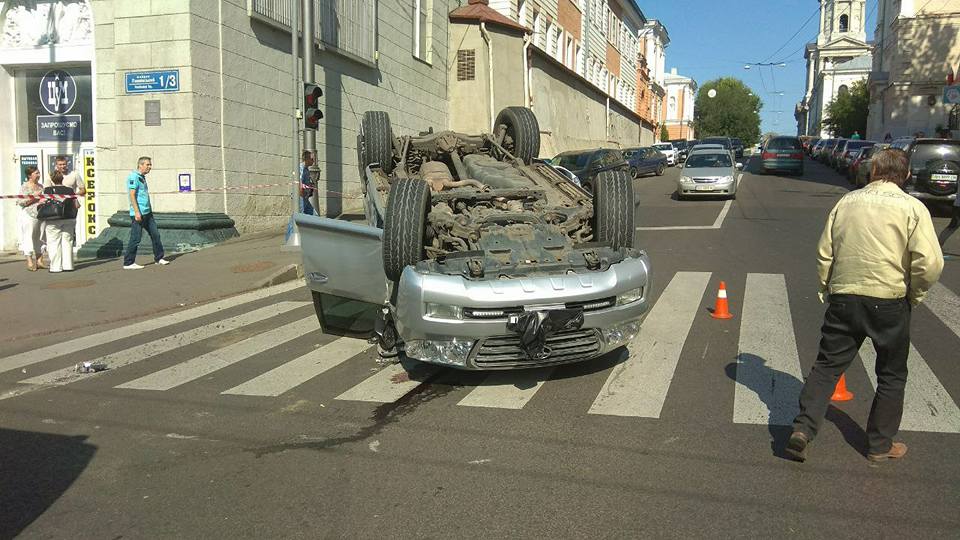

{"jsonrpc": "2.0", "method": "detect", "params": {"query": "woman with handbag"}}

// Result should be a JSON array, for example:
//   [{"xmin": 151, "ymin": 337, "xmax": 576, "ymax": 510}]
[
  {"xmin": 17, "ymin": 166, "xmax": 45, "ymax": 271},
  {"xmin": 39, "ymin": 171, "xmax": 80, "ymax": 273}
]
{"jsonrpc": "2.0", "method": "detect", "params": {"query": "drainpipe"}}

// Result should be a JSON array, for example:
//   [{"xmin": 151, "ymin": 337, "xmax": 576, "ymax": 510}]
[
  {"xmin": 522, "ymin": 32, "xmax": 531, "ymax": 108},
  {"xmin": 605, "ymin": 95, "xmax": 610, "ymax": 141},
  {"xmin": 480, "ymin": 22, "xmax": 496, "ymax": 132}
]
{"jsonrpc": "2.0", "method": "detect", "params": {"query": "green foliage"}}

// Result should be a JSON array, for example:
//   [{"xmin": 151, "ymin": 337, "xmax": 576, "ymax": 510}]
[
  {"xmin": 660, "ymin": 124, "xmax": 670, "ymax": 141},
  {"xmin": 693, "ymin": 78, "xmax": 762, "ymax": 147},
  {"xmin": 822, "ymin": 80, "xmax": 869, "ymax": 138}
]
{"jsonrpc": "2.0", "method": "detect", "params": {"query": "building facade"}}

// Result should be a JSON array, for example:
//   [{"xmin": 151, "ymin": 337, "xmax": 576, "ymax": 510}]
[
  {"xmin": 795, "ymin": 0, "xmax": 872, "ymax": 137},
  {"xmin": 866, "ymin": 0, "xmax": 960, "ymax": 140},
  {"xmin": 662, "ymin": 67, "xmax": 696, "ymax": 140},
  {"xmin": 637, "ymin": 19, "xmax": 667, "ymax": 139}
]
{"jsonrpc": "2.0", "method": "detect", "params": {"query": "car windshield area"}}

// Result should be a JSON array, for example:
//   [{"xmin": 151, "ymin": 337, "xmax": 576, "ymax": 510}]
[
  {"xmin": 598, "ymin": 150, "xmax": 625, "ymax": 165},
  {"xmin": 686, "ymin": 153, "xmax": 732, "ymax": 168},
  {"xmin": 702, "ymin": 138, "xmax": 731, "ymax": 148},
  {"xmin": 731, "ymin": 138, "xmax": 742, "ymax": 146},
  {"xmin": 767, "ymin": 138, "xmax": 802, "ymax": 150},
  {"xmin": 910, "ymin": 143, "xmax": 960, "ymax": 169},
  {"xmin": 653, "ymin": 144, "xmax": 672, "ymax": 151},
  {"xmin": 671, "ymin": 141, "xmax": 688, "ymax": 149},
  {"xmin": 555, "ymin": 152, "xmax": 592, "ymax": 169}
]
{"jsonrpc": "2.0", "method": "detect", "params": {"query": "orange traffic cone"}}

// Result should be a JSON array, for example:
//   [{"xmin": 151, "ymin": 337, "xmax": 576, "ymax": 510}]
[
  {"xmin": 711, "ymin": 281, "xmax": 734, "ymax": 319},
  {"xmin": 830, "ymin": 374, "xmax": 854, "ymax": 401}
]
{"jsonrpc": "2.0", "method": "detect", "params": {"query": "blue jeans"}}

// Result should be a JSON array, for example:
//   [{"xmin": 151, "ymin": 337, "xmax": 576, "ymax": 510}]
[
  {"xmin": 124, "ymin": 212, "xmax": 165, "ymax": 265},
  {"xmin": 301, "ymin": 194, "xmax": 315, "ymax": 215}
]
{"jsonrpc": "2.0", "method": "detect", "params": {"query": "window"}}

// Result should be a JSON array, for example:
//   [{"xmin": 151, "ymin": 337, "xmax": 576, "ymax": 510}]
[
  {"xmin": 566, "ymin": 37, "xmax": 573, "ymax": 68},
  {"xmin": 457, "ymin": 49, "xmax": 475, "ymax": 81},
  {"xmin": 839, "ymin": 14, "xmax": 849, "ymax": 32},
  {"xmin": 251, "ymin": 0, "xmax": 377, "ymax": 63},
  {"xmin": 532, "ymin": 10, "xmax": 542, "ymax": 47},
  {"xmin": 517, "ymin": 0, "xmax": 526, "ymax": 26},
  {"xmin": 575, "ymin": 44, "xmax": 583, "ymax": 75},
  {"xmin": 413, "ymin": 0, "xmax": 432, "ymax": 62},
  {"xmin": 554, "ymin": 26, "xmax": 563, "ymax": 61},
  {"xmin": 547, "ymin": 22, "xmax": 556, "ymax": 56}
]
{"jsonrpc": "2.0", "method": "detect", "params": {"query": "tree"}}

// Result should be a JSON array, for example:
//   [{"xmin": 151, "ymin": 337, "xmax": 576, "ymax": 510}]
[
  {"xmin": 822, "ymin": 80, "xmax": 869, "ymax": 137},
  {"xmin": 660, "ymin": 124, "xmax": 670, "ymax": 141},
  {"xmin": 693, "ymin": 78, "xmax": 762, "ymax": 146}
]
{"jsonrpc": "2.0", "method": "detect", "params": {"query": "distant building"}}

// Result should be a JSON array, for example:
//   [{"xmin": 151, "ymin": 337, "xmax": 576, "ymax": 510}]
[
  {"xmin": 866, "ymin": 0, "xmax": 960, "ymax": 140},
  {"xmin": 795, "ymin": 0, "xmax": 872, "ymax": 137},
  {"xmin": 637, "ymin": 19, "xmax": 668, "ymax": 144},
  {"xmin": 662, "ymin": 68, "xmax": 696, "ymax": 140}
]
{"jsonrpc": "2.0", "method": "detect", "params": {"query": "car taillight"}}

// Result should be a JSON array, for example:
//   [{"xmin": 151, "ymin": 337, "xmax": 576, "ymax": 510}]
[
  {"xmin": 762, "ymin": 152, "xmax": 776, "ymax": 159},
  {"xmin": 789, "ymin": 153, "xmax": 803, "ymax": 159}
]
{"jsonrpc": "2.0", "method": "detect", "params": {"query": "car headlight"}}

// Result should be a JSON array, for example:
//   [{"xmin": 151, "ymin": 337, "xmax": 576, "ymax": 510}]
[
  {"xmin": 424, "ymin": 303, "xmax": 463, "ymax": 320},
  {"xmin": 616, "ymin": 287, "xmax": 643, "ymax": 306},
  {"xmin": 719, "ymin": 175, "xmax": 734, "ymax": 183},
  {"xmin": 603, "ymin": 320, "xmax": 641, "ymax": 348},
  {"xmin": 680, "ymin": 176, "xmax": 693, "ymax": 183},
  {"xmin": 405, "ymin": 338, "xmax": 474, "ymax": 366}
]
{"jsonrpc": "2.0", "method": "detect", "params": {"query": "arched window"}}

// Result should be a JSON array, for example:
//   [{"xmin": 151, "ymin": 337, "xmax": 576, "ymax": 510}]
[{"xmin": 839, "ymin": 14, "xmax": 849, "ymax": 32}]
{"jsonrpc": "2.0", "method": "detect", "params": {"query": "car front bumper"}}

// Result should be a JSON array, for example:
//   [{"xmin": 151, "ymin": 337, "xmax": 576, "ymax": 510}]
[
  {"xmin": 677, "ymin": 180, "xmax": 736, "ymax": 196},
  {"xmin": 392, "ymin": 253, "xmax": 652, "ymax": 369}
]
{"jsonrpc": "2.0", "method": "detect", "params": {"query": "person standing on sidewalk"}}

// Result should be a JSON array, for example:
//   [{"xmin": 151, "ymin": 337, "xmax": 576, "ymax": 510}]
[
  {"xmin": 299, "ymin": 150, "xmax": 316, "ymax": 215},
  {"xmin": 41, "ymin": 171, "xmax": 80, "ymax": 273},
  {"xmin": 17, "ymin": 166, "xmax": 44, "ymax": 271},
  {"xmin": 45, "ymin": 156, "xmax": 86, "ymax": 196},
  {"xmin": 787, "ymin": 148, "xmax": 944, "ymax": 463},
  {"xmin": 123, "ymin": 157, "xmax": 169, "ymax": 270}
]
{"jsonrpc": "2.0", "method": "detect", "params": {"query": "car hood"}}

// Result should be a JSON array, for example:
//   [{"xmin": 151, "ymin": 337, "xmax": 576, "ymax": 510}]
[{"xmin": 681, "ymin": 167, "xmax": 735, "ymax": 178}]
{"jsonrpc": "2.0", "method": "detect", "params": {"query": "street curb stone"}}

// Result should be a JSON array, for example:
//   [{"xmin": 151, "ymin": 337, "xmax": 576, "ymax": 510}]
[{"xmin": 255, "ymin": 263, "xmax": 304, "ymax": 289}]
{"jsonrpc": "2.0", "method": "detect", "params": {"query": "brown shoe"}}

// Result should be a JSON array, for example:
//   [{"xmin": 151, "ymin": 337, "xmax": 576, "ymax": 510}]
[
  {"xmin": 785, "ymin": 431, "xmax": 809, "ymax": 462},
  {"xmin": 867, "ymin": 442, "xmax": 908, "ymax": 462}
]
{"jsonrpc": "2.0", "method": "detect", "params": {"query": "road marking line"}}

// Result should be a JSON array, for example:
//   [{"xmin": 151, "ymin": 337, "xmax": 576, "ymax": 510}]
[
  {"xmin": 733, "ymin": 273, "xmax": 804, "ymax": 426},
  {"xmin": 115, "ymin": 317, "xmax": 318, "ymax": 391},
  {"xmin": 223, "ymin": 337, "xmax": 374, "ymax": 397},
  {"xmin": 457, "ymin": 367, "xmax": 555, "ymax": 409},
  {"xmin": 924, "ymin": 282, "xmax": 960, "ymax": 341},
  {"xmin": 335, "ymin": 361, "xmax": 440, "ymax": 403},
  {"xmin": 589, "ymin": 271, "xmax": 711, "ymax": 417},
  {"xmin": 0, "ymin": 281, "xmax": 303, "ymax": 376},
  {"xmin": 10, "ymin": 302, "xmax": 309, "ymax": 395},
  {"xmin": 636, "ymin": 199, "xmax": 734, "ymax": 231},
  {"xmin": 859, "ymin": 340, "xmax": 960, "ymax": 433}
]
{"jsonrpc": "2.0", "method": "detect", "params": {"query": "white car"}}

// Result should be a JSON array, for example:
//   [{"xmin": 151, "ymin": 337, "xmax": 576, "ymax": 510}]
[{"xmin": 653, "ymin": 143, "xmax": 677, "ymax": 166}]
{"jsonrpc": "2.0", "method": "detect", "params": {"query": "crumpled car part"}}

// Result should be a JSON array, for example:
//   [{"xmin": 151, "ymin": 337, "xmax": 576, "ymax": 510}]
[{"xmin": 506, "ymin": 309, "xmax": 584, "ymax": 359}]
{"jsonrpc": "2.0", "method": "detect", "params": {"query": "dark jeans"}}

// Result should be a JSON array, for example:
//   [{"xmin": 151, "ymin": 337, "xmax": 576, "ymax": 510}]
[
  {"xmin": 301, "ymin": 195, "xmax": 315, "ymax": 216},
  {"xmin": 793, "ymin": 294, "xmax": 911, "ymax": 454},
  {"xmin": 123, "ymin": 212, "xmax": 165, "ymax": 265},
  {"xmin": 938, "ymin": 205, "xmax": 960, "ymax": 246}
]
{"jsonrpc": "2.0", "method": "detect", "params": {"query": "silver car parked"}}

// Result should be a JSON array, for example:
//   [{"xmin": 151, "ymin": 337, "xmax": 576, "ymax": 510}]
[{"xmin": 676, "ymin": 149, "xmax": 742, "ymax": 200}]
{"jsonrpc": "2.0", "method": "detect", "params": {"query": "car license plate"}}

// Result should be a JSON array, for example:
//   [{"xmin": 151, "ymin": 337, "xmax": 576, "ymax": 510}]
[
  {"xmin": 931, "ymin": 174, "xmax": 957, "ymax": 181},
  {"xmin": 696, "ymin": 185, "xmax": 714, "ymax": 191}
]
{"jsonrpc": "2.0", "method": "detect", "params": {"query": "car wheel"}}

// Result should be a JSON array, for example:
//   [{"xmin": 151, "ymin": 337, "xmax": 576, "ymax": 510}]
[
  {"xmin": 656, "ymin": 164, "xmax": 665, "ymax": 176},
  {"xmin": 494, "ymin": 106, "xmax": 540, "ymax": 164},
  {"xmin": 594, "ymin": 170, "xmax": 634, "ymax": 249},
  {"xmin": 361, "ymin": 111, "xmax": 395, "ymax": 175},
  {"xmin": 382, "ymin": 178, "xmax": 430, "ymax": 282}
]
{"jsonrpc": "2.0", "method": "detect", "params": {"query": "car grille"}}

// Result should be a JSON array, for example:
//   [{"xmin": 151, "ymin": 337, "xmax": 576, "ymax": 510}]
[
  {"xmin": 463, "ymin": 298, "xmax": 616, "ymax": 320},
  {"xmin": 693, "ymin": 178, "xmax": 716, "ymax": 183},
  {"xmin": 470, "ymin": 328, "xmax": 602, "ymax": 369}
]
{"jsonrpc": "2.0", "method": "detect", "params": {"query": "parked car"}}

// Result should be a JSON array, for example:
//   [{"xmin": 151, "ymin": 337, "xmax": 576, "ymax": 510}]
[
  {"xmin": 811, "ymin": 139, "xmax": 826, "ymax": 158},
  {"xmin": 552, "ymin": 148, "xmax": 630, "ymax": 195},
  {"xmin": 903, "ymin": 138, "xmax": 960, "ymax": 202},
  {"xmin": 623, "ymin": 146, "xmax": 667, "ymax": 178},
  {"xmin": 836, "ymin": 140, "xmax": 875, "ymax": 173},
  {"xmin": 299, "ymin": 107, "xmax": 650, "ymax": 370},
  {"xmin": 803, "ymin": 137, "xmax": 821, "ymax": 155},
  {"xmin": 816, "ymin": 139, "xmax": 839, "ymax": 162},
  {"xmin": 759, "ymin": 136, "xmax": 804, "ymax": 175},
  {"xmin": 730, "ymin": 138, "xmax": 745, "ymax": 159},
  {"xmin": 534, "ymin": 158, "xmax": 582, "ymax": 187},
  {"xmin": 889, "ymin": 136, "xmax": 914, "ymax": 151},
  {"xmin": 652, "ymin": 142, "xmax": 677, "ymax": 166},
  {"xmin": 828, "ymin": 139, "xmax": 850, "ymax": 169},
  {"xmin": 853, "ymin": 143, "xmax": 889, "ymax": 187},
  {"xmin": 676, "ymin": 148, "xmax": 742, "ymax": 200},
  {"xmin": 669, "ymin": 139, "xmax": 690, "ymax": 162}
]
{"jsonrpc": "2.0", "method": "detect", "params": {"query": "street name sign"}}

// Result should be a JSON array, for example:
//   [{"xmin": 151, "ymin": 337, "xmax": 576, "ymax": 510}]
[{"xmin": 125, "ymin": 70, "xmax": 180, "ymax": 94}]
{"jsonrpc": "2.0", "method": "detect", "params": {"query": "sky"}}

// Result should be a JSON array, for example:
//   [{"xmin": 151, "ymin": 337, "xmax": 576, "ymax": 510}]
[{"xmin": 642, "ymin": 0, "xmax": 877, "ymax": 135}]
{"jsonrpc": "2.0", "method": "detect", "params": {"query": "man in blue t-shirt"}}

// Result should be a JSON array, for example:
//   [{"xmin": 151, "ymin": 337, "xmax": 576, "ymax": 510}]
[
  {"xmin": 300, "ymin": 150, "xmax": 315, "ymax": 215},
  {"xmin": 123, "ymin": 156, "xmax": 169, "ymax": 269}
]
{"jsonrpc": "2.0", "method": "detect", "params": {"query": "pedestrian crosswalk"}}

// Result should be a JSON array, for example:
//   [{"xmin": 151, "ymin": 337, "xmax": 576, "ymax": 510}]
[{"xmin": 2, "ymin": 275, "xmax": 960, "ymax": 434}]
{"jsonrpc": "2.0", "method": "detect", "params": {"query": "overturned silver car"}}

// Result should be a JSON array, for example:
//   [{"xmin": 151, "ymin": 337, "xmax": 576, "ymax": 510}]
[{"xmin": 297, "ymin": 106, "xmax": 651, "ymax": 369}]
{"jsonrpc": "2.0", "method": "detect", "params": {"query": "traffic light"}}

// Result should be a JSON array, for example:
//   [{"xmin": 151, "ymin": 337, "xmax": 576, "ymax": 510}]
[{"xmin": 303, "ymin": 83, "xmax": 323, "ymax": 130}]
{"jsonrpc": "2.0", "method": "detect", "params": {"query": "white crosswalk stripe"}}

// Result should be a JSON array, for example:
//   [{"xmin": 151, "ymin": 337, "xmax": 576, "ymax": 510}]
[
  {"xmin": 0, "ymin": 281, "xmax": 303, "ymax": 376},
  {"xmin": 589, "ymin": 271, "xmax": 711, "ymax": 417},
  {"xmin": 858, "ymin": 340, "xmax": 960, "ymax": 433},
  {"xmin": 924, "ymin": 282, "xmax": 960, "ymax": 341},
  {"xmin": 223, "ymin": 337, "xmax": 374, "ymax": 397},
  {"xmin": 335, "ymin": 361, "xmax": 440, "ymax": 403},
  {"xmin": 115, "ymin": 317, "xmax": 319, "ymax": 391},
  {"xmin": 5, "ymin": 302, "xmax": 309, "ymax": 400},
  {"xmin": 457, "ymin": 367, "xmax": 555, "ymax": 409},
  {"xmin": 733, "ymin": 273, "xmax": 804, "ymax": 426}
]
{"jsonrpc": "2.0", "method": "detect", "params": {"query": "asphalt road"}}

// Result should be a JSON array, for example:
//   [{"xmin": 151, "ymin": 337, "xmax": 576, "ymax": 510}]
[{"xmin": 2, "ymin": 156, "xmax": 959, "ymax": 538}]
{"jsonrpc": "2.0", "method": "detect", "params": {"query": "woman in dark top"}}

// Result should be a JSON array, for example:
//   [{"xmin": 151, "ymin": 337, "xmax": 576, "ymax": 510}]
[{"xmin": 41, "ymin": 171, "xmax": 80, "ymax": 273}]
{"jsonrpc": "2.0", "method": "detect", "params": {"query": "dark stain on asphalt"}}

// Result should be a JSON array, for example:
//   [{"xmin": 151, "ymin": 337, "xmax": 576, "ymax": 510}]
[{"xmin": 246, "ymin": 367, "xmax": 454, "ymax": 457}]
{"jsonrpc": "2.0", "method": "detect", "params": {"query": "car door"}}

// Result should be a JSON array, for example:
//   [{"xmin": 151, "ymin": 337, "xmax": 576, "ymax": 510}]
[{"xmin": 295, "ymin": 213, "xmax": 390, "ymax": 338}]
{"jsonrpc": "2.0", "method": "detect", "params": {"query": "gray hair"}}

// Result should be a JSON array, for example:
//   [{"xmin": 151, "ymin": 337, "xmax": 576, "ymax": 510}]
[{"xmin": 137, "ymin": 156, "xmax": 152, "ymax": 166}]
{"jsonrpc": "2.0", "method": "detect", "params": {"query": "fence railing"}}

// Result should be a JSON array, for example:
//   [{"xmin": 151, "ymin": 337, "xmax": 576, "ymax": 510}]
[{"xmin": 249, "ymin": 0, "xmax": 376, "ymax": 63}]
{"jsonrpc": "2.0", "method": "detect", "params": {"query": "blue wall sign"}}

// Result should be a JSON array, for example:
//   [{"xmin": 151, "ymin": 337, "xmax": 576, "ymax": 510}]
[
  {"xmin": 125, "ymin": 70, "xmax": 180, "ymax": 94},
  {"xmin": 37, "ymin": 114, "xmax": 82, "ymax": 142},
  {"xmin": 178, "ymin": 173, "xmax": 192, "ymax": 192},
  {"xmin": 40, "ymin": 70, "xmax": 78, "ymax": 114}
]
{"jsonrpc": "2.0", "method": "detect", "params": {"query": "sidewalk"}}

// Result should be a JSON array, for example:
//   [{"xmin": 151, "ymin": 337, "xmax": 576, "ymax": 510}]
[{"xmin": 0, "ymin": 230, "xmax": 305, "ymax": 344}]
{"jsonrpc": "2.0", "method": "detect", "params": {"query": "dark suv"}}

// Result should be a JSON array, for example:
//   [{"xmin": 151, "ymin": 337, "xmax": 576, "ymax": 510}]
[
  {"xmin": 903, "ymin": 139, "xmax": 960, "ymax": 201},
  {"xmin": 623, "ymin": 147, "xmax": 668, "ymax": 177},
  {"xmin": 552, "ymin": 148, "xmax": 630, "ymax": 194},
  {"xmin": 730, "ymin": 138, "xmax": 744, "ymax": 159}
]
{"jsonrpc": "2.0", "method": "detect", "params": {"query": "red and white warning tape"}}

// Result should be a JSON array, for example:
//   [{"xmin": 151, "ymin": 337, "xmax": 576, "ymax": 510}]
[{"xmin": 1, "ymin": 182, "xmax": 365, "ymax": 200}]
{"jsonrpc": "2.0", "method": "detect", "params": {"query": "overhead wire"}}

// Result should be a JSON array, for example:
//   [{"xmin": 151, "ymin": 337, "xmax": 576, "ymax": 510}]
[{"xmin": 760, "ymin": 3, "xmax": 823, "ymax": 65}]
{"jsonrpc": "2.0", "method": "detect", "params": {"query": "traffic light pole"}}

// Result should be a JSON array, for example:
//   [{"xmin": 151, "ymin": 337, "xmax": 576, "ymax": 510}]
[
  {"xmin": 302, "ymin": 0, "xmax": 320, "ymax": 213},
  {"xmin": 283, "ymin": 0, "xmax": 301, "ymax": 249}
]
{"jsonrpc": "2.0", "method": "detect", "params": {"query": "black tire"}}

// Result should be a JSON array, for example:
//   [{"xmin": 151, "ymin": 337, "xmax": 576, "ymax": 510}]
[
  {"xmin": 593, "ymin": 170, "xmax": 634, "ymax": 249},
  {"xmin": 382, "ymin": 178, "xmax": 430, "ymax": 281},
  {"xmin": 361, "ymin": 111, "xmax": 395, "ymax": 174},
  {"xmin": 494, "ymin": 107, "xmax": 540, "ymax": 164},
  {"xmin": 656, "ymin": 164, "xmax": 665, "ymax": 176}
]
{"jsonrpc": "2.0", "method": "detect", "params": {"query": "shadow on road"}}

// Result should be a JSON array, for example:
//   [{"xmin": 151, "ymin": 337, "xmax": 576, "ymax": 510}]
[
  {"xmin": 724, "ymin": 354, "xmax": 802, "ymax": 460},
  {"xmin": 0, "ymin": 428, "xmax": 97, "ymax": 538}
]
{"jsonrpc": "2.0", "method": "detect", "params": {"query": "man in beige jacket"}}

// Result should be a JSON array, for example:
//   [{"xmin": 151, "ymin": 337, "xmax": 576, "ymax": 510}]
[{"xmin": 787, "ymin": 148, "xmax": 944, "ymax": 463}]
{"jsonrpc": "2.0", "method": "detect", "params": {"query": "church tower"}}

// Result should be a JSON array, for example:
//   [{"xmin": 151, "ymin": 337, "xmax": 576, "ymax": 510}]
[{"xmin": 818, "ymin": 0, "xmax": 868, "ymax": 46}]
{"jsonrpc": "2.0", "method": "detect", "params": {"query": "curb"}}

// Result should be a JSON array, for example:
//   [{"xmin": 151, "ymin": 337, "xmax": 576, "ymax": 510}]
[{"xmin": 255, "ymin": 263, "xmax": 304, "ymax": 289}]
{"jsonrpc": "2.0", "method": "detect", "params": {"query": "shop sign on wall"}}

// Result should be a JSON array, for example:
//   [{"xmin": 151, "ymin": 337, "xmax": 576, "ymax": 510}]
[
  {"xmin": 83, "ymin": 148, "xmax": 97, "ymax": 237},
  {"xmin": 125, "ymin": 70, "xmax": 180, "ymax": 94},
  {"xmin": 36, "ymin": 68, "xmax": 83, "ymax": 141},
  {"xmin": 20, "ymin": 155, "xmax": 38, "ymax": 184},
  {"xmin": 37, "ymin": 114, "xmax": 82, "ymax": 141}
]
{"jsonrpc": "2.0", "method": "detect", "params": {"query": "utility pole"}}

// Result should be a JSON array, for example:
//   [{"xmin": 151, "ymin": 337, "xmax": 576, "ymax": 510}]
[
  {"xmin": 283, "ymin": 0, "xmax": 301, "ymax": 249},
  {"xmin": 302, "ymin": 0, "xmax": 320, "ymax": 214}
]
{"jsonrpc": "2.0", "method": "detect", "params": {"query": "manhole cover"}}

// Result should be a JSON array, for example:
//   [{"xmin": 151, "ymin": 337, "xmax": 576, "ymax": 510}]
[
  {"xmin": 42, "ymin": 280, "xmax": 96, "ymax": 290},
  {"xmin": 231, "ymin": 261, "xmax": 276, "ymax": 273}
]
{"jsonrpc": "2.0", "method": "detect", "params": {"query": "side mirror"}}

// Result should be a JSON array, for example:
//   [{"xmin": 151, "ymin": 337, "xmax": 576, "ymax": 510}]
[{"xmin": 736, "ymin": 163, "xmax": 744, "ymax": 170}]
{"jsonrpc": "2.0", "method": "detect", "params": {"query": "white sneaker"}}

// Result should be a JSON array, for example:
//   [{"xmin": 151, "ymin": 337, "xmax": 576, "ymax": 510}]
[
  {"xmin": 156, "ymin": 258, "xmax": 170, "ymax": 265},
  {"xmin": 123, "ymin": 263, "xmax": 144, "ymax": 270}
]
